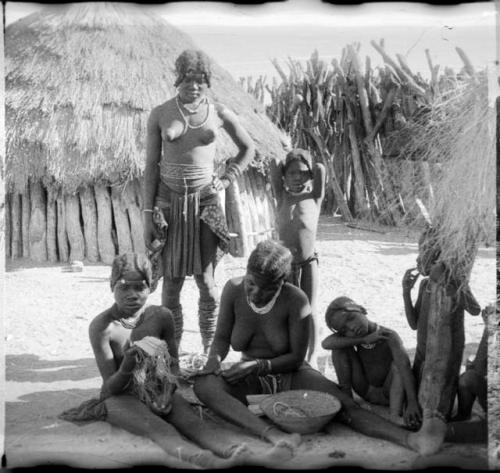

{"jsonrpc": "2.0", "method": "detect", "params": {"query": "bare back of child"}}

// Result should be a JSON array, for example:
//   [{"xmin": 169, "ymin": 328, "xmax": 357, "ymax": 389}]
[{"xmin": 322, "ymin": 296, "xmax": 421, "ymax": 430}]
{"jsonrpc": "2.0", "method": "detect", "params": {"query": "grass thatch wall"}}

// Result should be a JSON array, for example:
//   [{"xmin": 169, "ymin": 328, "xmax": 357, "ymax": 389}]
[{"xmin": 5, "ymin": 2, "xmax": 284, "ymax": 262}]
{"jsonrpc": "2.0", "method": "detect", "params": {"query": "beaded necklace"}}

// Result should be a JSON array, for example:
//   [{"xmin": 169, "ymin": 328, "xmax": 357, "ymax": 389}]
[
  {"xmin": 247, "ymin": 282, "xmax": 283, "ymax": 315},
  {"xmin": 115, "ymin": 305, "xmax": 146, "ymax": 330},
  {"xmin": 175, "ymin": 95, "xmax": 209, "ymax": 129}
]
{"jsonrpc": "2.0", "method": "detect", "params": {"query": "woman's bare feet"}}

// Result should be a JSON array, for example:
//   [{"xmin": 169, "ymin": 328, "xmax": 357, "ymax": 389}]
[
  {"xmin": 228, "ymin": 441, "xmax": 295, "ymax": 466},
  {"xmin": 223, "ymin": 443, "xmax": 255, "ymax": 466},
  {"xmin": 262, "ymin": 425, "xmax": 301, "ymax": 452},
  {"xmin": 186, "ymin": 449, "xmax": 239, "ymax": 469},
  {"xmin": 407, "ymin": 417, "xmax": 447, "ymax": 455}
]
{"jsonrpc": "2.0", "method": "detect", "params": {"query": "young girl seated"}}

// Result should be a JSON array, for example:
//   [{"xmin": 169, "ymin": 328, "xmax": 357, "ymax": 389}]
[
  {"xmin": 453, "ymin": 306, "xmax": 491, "ymax": 421},
  {"xmin": 60, "ymin": 253, "xmax": 283, "ymax": 468},
  {"xmin": 322, "ymin": 296, "xmax": 421, "ymax": 429}
]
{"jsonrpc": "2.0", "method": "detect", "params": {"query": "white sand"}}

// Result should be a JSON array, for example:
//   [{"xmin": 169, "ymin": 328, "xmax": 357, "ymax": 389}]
[{"xmin": 4, "ymin": 216, "xmax": 495, "ymax": 469}]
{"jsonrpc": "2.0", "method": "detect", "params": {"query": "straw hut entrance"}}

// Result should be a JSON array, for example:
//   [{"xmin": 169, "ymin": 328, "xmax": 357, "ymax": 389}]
[{"xmin": 5, "ymin": 2, "xmax": 284, "ymax": 264}]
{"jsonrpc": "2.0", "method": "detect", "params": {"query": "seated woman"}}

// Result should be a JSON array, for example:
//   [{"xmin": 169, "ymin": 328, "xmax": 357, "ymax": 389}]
[
  {"xmin": 193, "ymin": 240, "xmax": 423, "ymax": 453},
  {"xmin": 61, "ymin": 253, "xmax": 288, "ymax": 468}
]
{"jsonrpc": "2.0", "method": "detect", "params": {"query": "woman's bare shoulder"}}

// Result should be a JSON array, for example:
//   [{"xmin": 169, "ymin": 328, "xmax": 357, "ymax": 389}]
[
  {"xmin": 89, "ymin": 307, "xmax": 114, "ymax": 337},
  {"xmin": 282, "ymin": 282, "xmax": 309, "ymax": 304},
  {"xmin": 151, "ymin": 99, "xmax": 175, "ymax": 118}
]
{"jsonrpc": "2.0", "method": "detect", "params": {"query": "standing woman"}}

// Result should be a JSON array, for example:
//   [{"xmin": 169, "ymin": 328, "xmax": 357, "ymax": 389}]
[{"xmin": 143, "ymin": 49, "xmax": 255, "ymax": 353}]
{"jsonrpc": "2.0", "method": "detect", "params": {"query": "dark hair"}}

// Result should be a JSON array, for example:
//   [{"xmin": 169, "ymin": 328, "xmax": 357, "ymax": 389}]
[
  {"xmin": 325, "ymin": 296, "xmax": 367, "ymax": 328},
  {"xmin": 110, "ymin": 253, "xmax": 152, "ymax": 291},
  {"xmin": 247, "ymin": 240, "xmax": 292, "ymax": 284},
  {"xmin": 174, "ymin": 49, "xmax": 212, "ymax": 88},
  {"xmin": 283, "ymin": 148, "xmax": 313, "ymax": 175}
]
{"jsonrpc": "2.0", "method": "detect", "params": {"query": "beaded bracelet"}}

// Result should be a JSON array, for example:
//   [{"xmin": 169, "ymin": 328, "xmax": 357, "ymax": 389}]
[
  {"xmin": 255, "ymin": 358, "xmax": 272, "ymax": 376},
  {"xmin": 222, "ymin": 162, "xmax": 242, "ymax": 183}
]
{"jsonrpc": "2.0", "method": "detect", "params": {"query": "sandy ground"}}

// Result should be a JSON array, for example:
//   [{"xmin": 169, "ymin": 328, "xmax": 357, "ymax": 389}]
[{"xmin": 3, "ymin": 216, "xmax": 496, "ymax": 469}]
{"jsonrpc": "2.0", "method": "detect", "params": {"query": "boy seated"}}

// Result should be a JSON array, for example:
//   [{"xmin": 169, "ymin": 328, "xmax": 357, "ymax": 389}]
[
  {"xmin": 322, "ymin": 296, "xmax": 421, "ymax": 429},
  {"xmin": 452, "ymin": 305, "xmax": 491, "ymax": 422}
]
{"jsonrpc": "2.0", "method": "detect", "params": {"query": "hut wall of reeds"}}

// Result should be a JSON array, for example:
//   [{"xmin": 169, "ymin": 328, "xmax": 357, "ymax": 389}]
[{"xmin": 5, "ymin": 2, "xmax": 284, "ymax": 263}]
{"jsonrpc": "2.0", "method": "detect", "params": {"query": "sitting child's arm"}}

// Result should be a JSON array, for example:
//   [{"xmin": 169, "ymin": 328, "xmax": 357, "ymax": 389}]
[
  {"xmin": 460, "ymin": 284, "xmax": 481, "ymax": 316},
  {"xmin": 311, "ymin": 162, "xmax": 326, "ymax": 202},
  {"xmin": 385, "ymin": 328, "xmax": 421, "ymax": 427},
  {"xmin": 89, "ymin": 316, "xmax": 139, "ymax": 396},
  {"xmin": 321, "ymin": 329, "xmax": 389, "ymax": 350},
  {"xmin": 402, "ymin": 270, "xmax": 425, "ymax": 330}
]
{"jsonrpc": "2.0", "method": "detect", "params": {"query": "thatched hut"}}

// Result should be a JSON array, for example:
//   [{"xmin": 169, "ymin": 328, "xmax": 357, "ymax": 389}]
[{"xmin": 5, "ymin": 2, "xmax": 284, "ymax": 264}]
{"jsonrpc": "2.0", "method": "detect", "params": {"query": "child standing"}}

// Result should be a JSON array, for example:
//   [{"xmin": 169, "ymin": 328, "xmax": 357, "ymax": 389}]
[
  {"xmin": 270, "ymin": 149, "xmax": 326, "ymax": 366},
  {"xmin": 402, "ymin": 226, "xmax": 482, "ymax": 454},
  {"xmin": 322, "ymin": 296, "xmax": 421, "ymax": 429},
  {"xmin": 402, "ymin": 226, "xmax": 481, "ymax": 389}
]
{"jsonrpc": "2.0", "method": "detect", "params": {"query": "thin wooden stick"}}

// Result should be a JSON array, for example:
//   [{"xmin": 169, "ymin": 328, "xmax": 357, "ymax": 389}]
[
  {"xmin": 455, "ymin": 47, "xmax": 475, "ymax": 77},
  {"xmin": 366, "ymin": 85, "xmax": 399, "ymax": 142},
  {"xmin": 371, "ymin": 40, "xmax": 426, "ymax": 96}
]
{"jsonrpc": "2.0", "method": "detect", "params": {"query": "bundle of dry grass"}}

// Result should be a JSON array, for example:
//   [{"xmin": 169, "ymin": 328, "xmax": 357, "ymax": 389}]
[{"xmin": 397, "ymin": 72, "xmax": 495, "ymax": 286}]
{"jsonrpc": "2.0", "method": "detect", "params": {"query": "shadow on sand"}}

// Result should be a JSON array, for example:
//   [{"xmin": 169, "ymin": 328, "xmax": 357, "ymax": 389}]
[{"xmin": 6, "ymin": 354, "xmax": 98, "ymax": 383}]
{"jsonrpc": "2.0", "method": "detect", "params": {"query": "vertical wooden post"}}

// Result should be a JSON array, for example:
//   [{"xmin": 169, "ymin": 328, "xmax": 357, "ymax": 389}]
[
  {"xmin": 94, "ymin": 184, "xmax": 116, "ymax": 264},
  {"xmin": 226, "ymin": 176, "xmax": 248, "ymax": 257},
  {"xmin": 21, "ymin": 188, "xmax": 30, "ymax": 258},
  {"xmin": 28, "ymin": 180, "xmax": 48, "ymax": 262},
  {"xmin": 345, "ymin": 100, "xmax": 370, "ymax": 217},
  {"xmin": 418, "ymin": 278, "xmax": 460, "ymax": 420},
  {"xmin": 56, "ymin": 191, "xmax": 69, "ymax": 262},
  {"xmin": 238, "ymin": 174, "xmax": 254, "ymax": 251},
  {"xmin": 46, "ymin": 186, "xmax": 58, "ymax": 262},
  {"xmin": 110, "ymin": 185, "xmax": 133, "ymax": 255},
  {"xmin": 10, "ymin": 191, "xmax": 22, "ymax": 259},
  {"xmin": 79, "ymin": 186, "xmax": 99, "ymax": 262},
  {"xmin": 244, "ymin": 171, "xmax": 261, "ymax": 246},
  {"xmin": 5, "ymin": 193, "xmax": 11, "ymax": 259},
  {"xmin": 10, "ymin": 192, "xmax": 21, "ymax": 259},
  {"xmin": 123, "ymin": 180, "xmax": 145, "ymax": 255},
  {"xmin": 64, "ymin": 193, "xmax": 85, "ymax": 262}
]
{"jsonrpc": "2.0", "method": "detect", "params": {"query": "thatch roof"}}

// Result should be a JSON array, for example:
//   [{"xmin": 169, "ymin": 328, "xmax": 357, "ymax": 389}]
[{"xmin": 5, "ymin": 2, "xmax": 285, "ymax": 193}]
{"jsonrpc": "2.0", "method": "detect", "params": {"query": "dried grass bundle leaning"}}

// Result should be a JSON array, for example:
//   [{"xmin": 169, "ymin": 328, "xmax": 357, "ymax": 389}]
[{"xmin": 397, "ymin": 72, "xmax": 495, "ymax": 287}]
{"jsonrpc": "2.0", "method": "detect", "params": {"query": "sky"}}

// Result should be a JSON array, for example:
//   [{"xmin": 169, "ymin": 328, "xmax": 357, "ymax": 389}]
[
  {"xmin": 4, "ymin": 1, "xmax": 498, "ymax": 89},
  {"xmin": 7, "ymin": 0, "xmax": 495, "ymax": 27}
]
